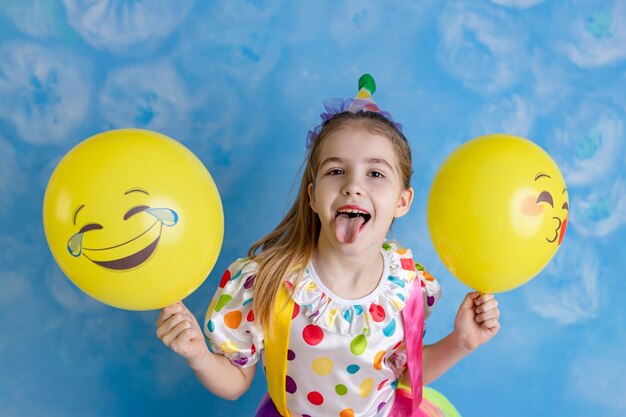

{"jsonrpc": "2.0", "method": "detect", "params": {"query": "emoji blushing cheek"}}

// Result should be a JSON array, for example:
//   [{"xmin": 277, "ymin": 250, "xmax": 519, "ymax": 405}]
[
  {"xmin": 558, "ymin": 217, "xmax": 567, "ymax": 245},
  {"xmin": 522, "ymin": 196, "xmax": 543, "ymax": 216}
]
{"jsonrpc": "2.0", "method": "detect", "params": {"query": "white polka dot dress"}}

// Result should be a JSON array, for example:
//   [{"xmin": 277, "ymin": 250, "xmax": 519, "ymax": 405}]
[{"xmin": 204, "ymin": 241, "xmax": 441, "ymax": 417}]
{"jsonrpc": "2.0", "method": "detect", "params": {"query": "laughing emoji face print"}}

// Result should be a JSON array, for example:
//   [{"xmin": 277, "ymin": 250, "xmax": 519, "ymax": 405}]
[
  {"xmin": 44, "ymin": 129, "xmax": 223, "ymax": 310},
  {"xmin": 428, "ymin": 134, "xmax": 569, "ymax": 293}
]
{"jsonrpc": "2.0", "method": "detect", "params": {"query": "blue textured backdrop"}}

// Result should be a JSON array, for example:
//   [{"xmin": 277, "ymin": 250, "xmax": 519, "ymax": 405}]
[{"xmin": 1, "ymin": 1, "xmax": 625, "ymax": 416}]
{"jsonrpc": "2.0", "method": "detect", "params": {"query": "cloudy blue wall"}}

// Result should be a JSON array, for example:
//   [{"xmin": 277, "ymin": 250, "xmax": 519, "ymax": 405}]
[{"xmin": 1, "ymin": 1, "xmax": 625, "ymax": 416}]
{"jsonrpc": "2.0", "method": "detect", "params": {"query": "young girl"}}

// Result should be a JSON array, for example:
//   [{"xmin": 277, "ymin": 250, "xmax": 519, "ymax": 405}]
[{"xmin": 156, "ymin": 75, "xmax": 501, "ymax": 417}]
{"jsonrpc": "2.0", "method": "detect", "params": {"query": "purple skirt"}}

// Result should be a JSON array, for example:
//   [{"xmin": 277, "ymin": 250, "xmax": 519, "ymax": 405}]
[{"xmin": 255, "ymin": 394, "xmax": 282, "ymax": 417}]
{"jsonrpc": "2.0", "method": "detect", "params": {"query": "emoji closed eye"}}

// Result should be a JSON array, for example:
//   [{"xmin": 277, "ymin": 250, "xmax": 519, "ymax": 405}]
[
  {"xmin": 124, "ymin": 205, "xmax": 150, "ymax": 220},
  {"xmin": 79, "ymin": 223, "xmax": 103, "ymax": 234},
  {"xmin": 536, "ymin": 191, "xmax": 553, "ymax": 207}
]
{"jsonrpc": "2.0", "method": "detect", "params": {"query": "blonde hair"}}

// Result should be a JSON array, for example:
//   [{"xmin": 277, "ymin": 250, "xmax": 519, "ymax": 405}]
[{"xmin": 248, "ymin": 111, "xmax": 413, "ymax": 331}]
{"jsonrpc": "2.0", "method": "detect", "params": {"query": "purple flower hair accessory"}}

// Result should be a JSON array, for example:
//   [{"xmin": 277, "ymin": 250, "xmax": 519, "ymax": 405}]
[{"xmin": 305, "ymin": 74, "xmax": 403, "ymax": 149}]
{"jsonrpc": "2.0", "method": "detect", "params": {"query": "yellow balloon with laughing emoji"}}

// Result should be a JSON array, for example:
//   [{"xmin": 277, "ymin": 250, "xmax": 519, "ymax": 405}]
[
  {"xmin": 427, "ymin": 134, "xmax": 569, "ymax": 293},
  {"xmin": 43, "ymin": 129, "xmax": 223, "ymax": 310}
]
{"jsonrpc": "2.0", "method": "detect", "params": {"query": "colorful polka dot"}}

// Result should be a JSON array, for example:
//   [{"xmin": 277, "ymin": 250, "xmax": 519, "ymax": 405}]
[
  {"xmin": 218, "ymin": 270, "xmax": 231, "ymax": 288},
  {"xmin": 377, "ymin": 402, "xmax": 387, "ymax": 412},
  {"xmin": 251, "ymin": 344, "xmax": 256, "ymax": 355},
  {"xmin": 347, "ymin": 364, "xmax": 360, "ymax": 374},
  {"xmin": 286, "ymin": 375, "xmax": 297, "ymax": 394},
  {"xmin": 326, "ymin": 307, "xmax": 339, "ymax": 327},
  {"xmin": 303, "ymin": 324, "xmax": 324, "ymax": 346},
  {"xmin": 391, "ymin": 379, "xmax": 399, "ymax": 390},
  {"xmin": 215, "ymin": 294, "xmax": 232, "ymax": 312},
  {"xmin": 392, "ymin": 341, "xmax": 402, "ymax": 350},
  {"xmin": 307, "ymin": 391, "xmax": 324, "ymax": 405},
  {"xmin": 312, "ymin": 357, "xmax": 333, "ymax": 375},
  {"xmin": 292, "ymin": 303, "xmax": 300, "ymax": 319},
  {"xmin": 377, "ymin": 379, "xmax": 389, "ymax": 390},
  {"xmin": 242, "ymin": 297, "xmax": 253, "ymax": 306},
  {"xmin": 224, "ymin": 310, "xmax": 242, "ymax": 329},
  {"xmin": 246, "ymin": 309, "xmax": 255, "ymax": 322},
  {"xmin": 383, "ymin": 318, "xmax": 396, "ymax": 337},
  {"xmin": 287, "ymin": 349, "xmax": 296, "ymax": 360},
  {"xmin": 207, "ymin": 320, "xmax": 215, "ymax": 332},
  {"xmin": 243, "ymin": 274, "xmax": 255, "ymax": 289},
  {"xmin": 218, "ymin": 340, "xmax": 239, "ymax": 354},
  {"xmin": 369, "ymin": 304, "xmax": 386, "ymax": 322},
  {"xmin": 339, "ymin": 408, "xmax": 354, "ymax": 417},
  {"xmin": 343, "ymin": 309, "xmax": 352, "ymax": 322},
  {"xmin": 388, "ymin": 276, "xmax": 405, "ymax": 287},
  {"xmin": 354, "ymin": 305, "xmax": 363, "ymax": 315},
  {"xmin": 350, "ymin": 334, "xmax": 367, "ymax": 355},
  {"xmin": 335, "ymin": 384, "xmax": 348, "ymax": 396},
  {"xmin": 373, "ymin": 351, "xmax": 385, "ymax": 370},
  {"xmin": 358, "ymin": 377, "xmax": 374, "ymax": 398},
  {"xmin": 400, "ymin": 257, "xmax": 414, "ymax": 270}
]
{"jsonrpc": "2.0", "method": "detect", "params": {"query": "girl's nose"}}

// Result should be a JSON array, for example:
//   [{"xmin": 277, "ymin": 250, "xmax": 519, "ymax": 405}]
[{"xmin": 341, "ymin": 177, "xmax": 365, "ymax": 196}]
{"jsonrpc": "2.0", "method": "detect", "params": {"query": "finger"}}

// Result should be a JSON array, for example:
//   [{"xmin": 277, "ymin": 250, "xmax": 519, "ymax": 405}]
[
  {"xmin": 475, "ymin": 308, "xmax": 500, "ymax": 324},
  {"xmin": 156, "ymin": 302, "xmax": 184, "ymax": 326},
  {"xmin": 461, "ymin": 292, "xmax": 481, "ymax": 309},
  {"xmin": 162, "ymin": 319, "xmax": 195, "ymax": 346},
  {"xmin": 474, "ymin": 293, "xmax": 494, "ymax": 306},
  {"xmin": 157, "ymin": 311, "xmax": 187, "ymax": 340},
  {"xmin": 475, "ymin": 298, "xmax": 498, "ymax": 314},
  {"xmin": 481, "ymin": 318, "xmax": 501, "ymax": 333}
]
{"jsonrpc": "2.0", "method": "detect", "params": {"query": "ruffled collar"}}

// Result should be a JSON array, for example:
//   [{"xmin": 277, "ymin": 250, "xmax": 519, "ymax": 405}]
[{"xmin": 284, "ymin": 241, "xmax": 417, "ymax": 336}]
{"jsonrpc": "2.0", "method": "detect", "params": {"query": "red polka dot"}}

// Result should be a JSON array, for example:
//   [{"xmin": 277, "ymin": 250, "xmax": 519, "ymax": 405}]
[
  {"xmin": 400, "ymin": 258, "xmax": 415, "ymax": 271},
  {"xmin": 247, "ymin": 309, "xmax": 255, "ymax": 322},
  {"xmin": 307, "ymin": 391, "xmax": 324, "ymax": 405},
  {"xmin": 377, "ymin": 379, "xmax": 389, "ymax": 390},
  {"xmin": 292, "ymin": 303, "xmax": 300, "ymax": 319},
  {"xmin": 369, "ymin": 304, "xmax": 386, "ymax": 322},
  {"xmin": 392, "ymin": 341, "xmax": 402, "ymax": 350},
  {"xmin": 302, "ymin": 324, "xmax": 324, "ymax": 346},
  {"xmin": 219, "ymin": 269, "xmax": 231, "ymax": 288},
  {"xmin": 251, "ymin": 344, "xmax": 256, "ymax": 355}
]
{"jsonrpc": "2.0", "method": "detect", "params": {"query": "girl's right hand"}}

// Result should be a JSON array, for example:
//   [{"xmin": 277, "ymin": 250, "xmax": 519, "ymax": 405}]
[{"xmin": 156, "ymin": 301, "xmax": 208, "ymax": 364}]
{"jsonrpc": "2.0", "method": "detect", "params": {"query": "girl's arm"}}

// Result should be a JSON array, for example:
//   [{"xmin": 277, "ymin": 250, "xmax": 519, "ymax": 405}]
[
  {"xmin": 156, "ymin": 302, "xmax": 256, "ymax": 400},
  {"xmin": 421, "ymin": 292, "xmax": 500, "ymax": 385}
]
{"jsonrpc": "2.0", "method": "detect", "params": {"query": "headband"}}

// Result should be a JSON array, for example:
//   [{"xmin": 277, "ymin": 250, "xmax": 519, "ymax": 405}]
[{"xmin": 306, "ymin": 74, "xmax": 403, "ymax": 149}]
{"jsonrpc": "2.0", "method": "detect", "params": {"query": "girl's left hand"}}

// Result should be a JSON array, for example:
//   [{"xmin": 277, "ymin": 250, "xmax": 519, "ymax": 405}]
[{"xmin": 454, "ymin": 292, "xmax": 501, "ymax": 352}]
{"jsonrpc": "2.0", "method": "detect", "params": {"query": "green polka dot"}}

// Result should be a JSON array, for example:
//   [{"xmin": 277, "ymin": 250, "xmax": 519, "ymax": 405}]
[
  {"xmin": 335, "ymin": 384, "xmax": 348, "ymax": 395},
  {"xmin": 215, "ymin": 294, "xmax": 232, "ymax": 312},
  {"xmin": 350, "ymin": 334, "xmax": 367, "ymax": 356}
]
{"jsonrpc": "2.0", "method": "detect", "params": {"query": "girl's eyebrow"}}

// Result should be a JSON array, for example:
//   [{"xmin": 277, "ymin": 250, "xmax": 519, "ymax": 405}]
[{"xmin": 319, "ymin": 157, "xmax": 393, "ymax": 171}]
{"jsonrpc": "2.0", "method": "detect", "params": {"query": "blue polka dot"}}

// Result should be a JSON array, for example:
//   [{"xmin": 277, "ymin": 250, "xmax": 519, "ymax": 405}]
[
  {"xmin": 391, "ymin": 379, "xmax": 399, "ymax": 390},
  {"xmin": 243, "ymin": 297, "xmax": 253, "ymax": 306},
  {"xmin": 347, "ymin": 364, "xmax": 360, "ymax": 374},
  {"xmin": 383, "ymin": 319, "xmax": 396, "ymax": 337},
  {"xmin": 397, "ymin": 293, "xmax": 405, "ymax": 302},
  {"xmin": 343, "ymin": 309, "xmax": 353, "ymax": 322},
  {"xmin": 388, "ymin": 276, "xmax": 405, "ymax": 287},
  {"xmin": 354, "ymin": 305, "xmax": 363, "ymax": 315},
  {"xmin": 207, "ymin": 320, "xmax": 215, "ymax": 332}
]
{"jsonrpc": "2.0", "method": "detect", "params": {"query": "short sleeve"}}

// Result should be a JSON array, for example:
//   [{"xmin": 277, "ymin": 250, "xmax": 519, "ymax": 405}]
[
  {"xmin": 203, "ymin": 258, "xmax": 264, "ymax": 368},
  {"xmin": 415, "ymin": 262, "xmax": 442, "ymax": 320}
]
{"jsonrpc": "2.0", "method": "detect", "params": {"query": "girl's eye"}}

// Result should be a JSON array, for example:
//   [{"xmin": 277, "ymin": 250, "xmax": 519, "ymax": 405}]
[
  {"xmin": 369, "ymin": 171, "xmax": 384, "ymax": 178},
  {"xmin": 328, "ymin": 169, "xmax": 344, "ymax": 176}
]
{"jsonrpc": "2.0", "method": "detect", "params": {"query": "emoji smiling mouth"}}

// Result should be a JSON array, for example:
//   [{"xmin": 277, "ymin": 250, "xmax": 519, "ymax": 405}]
[{"xmin": 83, "ymin": 220, "xmax": 163, "ymax": 270}]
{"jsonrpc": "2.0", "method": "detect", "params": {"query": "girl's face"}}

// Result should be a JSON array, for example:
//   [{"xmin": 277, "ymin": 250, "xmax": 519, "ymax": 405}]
[{"xmin": 308, "ymin": 126, "xmax": 414, "ymax": 255}]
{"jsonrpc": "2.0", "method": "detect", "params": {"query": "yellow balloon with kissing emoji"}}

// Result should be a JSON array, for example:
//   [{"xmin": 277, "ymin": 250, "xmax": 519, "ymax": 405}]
[
  {"xmin": 43, "ymin": 129, "xmax": 223, "ymax": 310},
  {"xmin": 427, "ymin": 134, "xmax": 569, "ymax": 293}
]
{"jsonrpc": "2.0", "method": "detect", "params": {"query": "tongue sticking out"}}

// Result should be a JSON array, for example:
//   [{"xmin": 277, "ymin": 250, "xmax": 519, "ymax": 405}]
[{"xmin": 335, "ymin": 214, "xmax": 366, "ymax": 244}]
